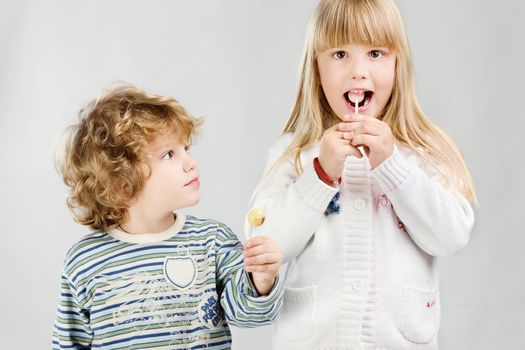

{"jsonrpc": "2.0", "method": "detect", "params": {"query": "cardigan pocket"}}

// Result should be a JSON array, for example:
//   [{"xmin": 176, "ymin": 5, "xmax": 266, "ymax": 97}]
[
  {"xmin": 400, "ymin": 287, "xmax": 438, "ymax": 344},
  {"xmin": 275, "ymin": 285, "xmax": 318, "ymax": 343}
]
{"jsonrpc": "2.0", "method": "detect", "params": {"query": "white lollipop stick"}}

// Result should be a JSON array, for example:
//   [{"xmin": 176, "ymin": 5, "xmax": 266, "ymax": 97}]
[{"xmin": 349, "ymin": 94, "xmax": 359, "ymax": 116}]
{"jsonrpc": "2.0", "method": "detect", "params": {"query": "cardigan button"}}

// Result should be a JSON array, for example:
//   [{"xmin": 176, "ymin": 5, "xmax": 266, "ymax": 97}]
[
  {"xmin": 354, "ymin": 198, "xmax": 366, "ymax": 210},
  {"xmin": 352, "ymin": 279, "xmax": 366, "ymax": 292}
]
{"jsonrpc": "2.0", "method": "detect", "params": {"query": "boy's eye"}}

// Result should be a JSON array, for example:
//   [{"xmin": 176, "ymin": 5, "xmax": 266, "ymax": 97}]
[
  {"xmin": 369, "ymin": 50, "xmax": 384, "ymax": 59},
  {"xmin": 161, "ymin": 150, "xmax": 175, "ymax": 160},
  {"xmin": 332, "ymin": 51, "xmax": 347, "ymax": 60}
]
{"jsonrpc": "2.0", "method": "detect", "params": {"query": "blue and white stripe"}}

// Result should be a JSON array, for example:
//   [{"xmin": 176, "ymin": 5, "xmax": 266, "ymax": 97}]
[{"xmin": 52, "ymin": 215, "xmax": 283, "ymax": 349}]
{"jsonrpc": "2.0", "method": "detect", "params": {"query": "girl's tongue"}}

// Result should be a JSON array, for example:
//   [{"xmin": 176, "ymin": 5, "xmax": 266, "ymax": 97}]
[{"xmin": 345, "ymin": 90, "xmax": 373, "ymax": 108}]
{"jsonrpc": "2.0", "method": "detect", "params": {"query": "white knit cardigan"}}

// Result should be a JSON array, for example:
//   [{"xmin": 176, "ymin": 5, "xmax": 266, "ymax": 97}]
[{"xmin": 245, "ymin": 133, "xmax": 474, "ymax": 350}]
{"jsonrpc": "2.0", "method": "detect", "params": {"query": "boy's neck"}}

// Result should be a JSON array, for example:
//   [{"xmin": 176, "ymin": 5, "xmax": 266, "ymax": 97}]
[{"xmin": 120, "ymin": 211, "xmax": 176, "ymax": 234}]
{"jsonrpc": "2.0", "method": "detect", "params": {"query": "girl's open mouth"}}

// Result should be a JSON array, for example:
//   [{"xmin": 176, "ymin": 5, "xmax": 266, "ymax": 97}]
[{"xmin": 344, "ymin": 90, "xmax": 373, "ymax": 108}]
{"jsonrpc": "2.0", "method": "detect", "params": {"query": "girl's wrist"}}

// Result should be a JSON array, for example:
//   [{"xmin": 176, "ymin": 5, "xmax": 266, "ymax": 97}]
[{"xmin": 313, "ymin": 157, "xmax": 341, "ymax": 187}]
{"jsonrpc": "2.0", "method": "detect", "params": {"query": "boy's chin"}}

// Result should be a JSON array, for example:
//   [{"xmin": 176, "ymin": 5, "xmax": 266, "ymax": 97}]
[
  {"xmin": 171, "ymin": 196, "xmax": 200, "ymax": 211},
  {"xmin": 187, "ymin": 195, "xmax": 201, "ymax": 207}
]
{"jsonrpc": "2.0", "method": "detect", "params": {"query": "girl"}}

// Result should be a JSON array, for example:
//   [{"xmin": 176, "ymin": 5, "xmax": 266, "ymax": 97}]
[{"xmin": 244, "ymin": 0, "xmax": 475, "ymax": 349}]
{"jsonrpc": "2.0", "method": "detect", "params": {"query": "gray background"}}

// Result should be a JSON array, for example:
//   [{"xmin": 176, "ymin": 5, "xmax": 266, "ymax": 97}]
[{"xmin": 1, "ymin": 0, "xmax": 524, "ymax": 349}]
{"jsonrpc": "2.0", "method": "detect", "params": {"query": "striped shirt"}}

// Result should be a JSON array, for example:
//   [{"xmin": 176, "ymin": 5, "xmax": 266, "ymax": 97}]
[{"xmin": 52, "ymin": 214, "xmax": 283, "ymax": 349}]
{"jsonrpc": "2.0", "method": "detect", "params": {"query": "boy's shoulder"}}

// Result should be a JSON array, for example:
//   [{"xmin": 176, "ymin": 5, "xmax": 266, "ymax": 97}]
[
  {"xmin": 183, "ymin": 215, "xmax": 238, "ymax": 242},
  {"xmin": 65, "ymin": 231, "xmax": 112, "ymax": 256},
  {"xmin": 62, "ymin": 231, "xmax": 113, "ymax": 274}
]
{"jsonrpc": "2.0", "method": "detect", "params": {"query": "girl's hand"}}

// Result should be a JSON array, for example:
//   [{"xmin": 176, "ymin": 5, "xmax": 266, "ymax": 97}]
[
  {"xmin": 345, "ymin": 114, "xmax": 394, "ymax": 169},
  {"xmin": 244, "ymin": 235, "xmax": 282, "ymax": 296},
  {"xmin": 319, "ymin": 118, "xmax": 362, "ymax": 181}
]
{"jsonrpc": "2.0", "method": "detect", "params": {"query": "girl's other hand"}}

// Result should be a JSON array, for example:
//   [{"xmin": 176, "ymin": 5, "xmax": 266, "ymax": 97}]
[{"xmin": 343, "ymin": 114, "xmax": 394, "ymax": 169}]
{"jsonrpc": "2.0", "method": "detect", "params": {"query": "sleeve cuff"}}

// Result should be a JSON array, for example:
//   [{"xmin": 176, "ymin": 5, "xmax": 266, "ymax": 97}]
[
  {"xmin": 293, "ymin": 164, "xmax": 339, "ymax": 214},
  {"xmin": 240, "ymin": 270, "xmax": 284, "ymax": 305},
  {"xmin": 371, "ymin": 146, "xmax": 413, "ymax": 193}
]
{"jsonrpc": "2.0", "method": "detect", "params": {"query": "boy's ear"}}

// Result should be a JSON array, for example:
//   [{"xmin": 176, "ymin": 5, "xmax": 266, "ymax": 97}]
[
  {"xmin": 109, "ymin": 176, "xmax": 136, "ymax": 207},
  {"xmin": 109, "ymin": 178, "xmax": 128, "ymax": 205},
  {"xmin": 140, "ymin": 159, "xmax": 152, "ymax": 179}
]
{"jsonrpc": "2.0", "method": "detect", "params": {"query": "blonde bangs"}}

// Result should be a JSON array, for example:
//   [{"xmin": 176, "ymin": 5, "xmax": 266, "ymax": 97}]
[{"xmin": 314, "ymin": 0, "xmax": 402, "ymax": 53}]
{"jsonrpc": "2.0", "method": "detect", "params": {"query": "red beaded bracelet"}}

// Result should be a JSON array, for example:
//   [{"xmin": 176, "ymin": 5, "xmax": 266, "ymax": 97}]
[{"xmin": 313, "ymin": 157, "xmax": 341, "ymax": 186}]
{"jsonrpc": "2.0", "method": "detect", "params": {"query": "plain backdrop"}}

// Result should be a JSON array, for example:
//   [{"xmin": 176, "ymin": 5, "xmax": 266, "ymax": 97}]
[{"xmin": 1, "ymin": 1, "xmax": 524, "ymax": 349}]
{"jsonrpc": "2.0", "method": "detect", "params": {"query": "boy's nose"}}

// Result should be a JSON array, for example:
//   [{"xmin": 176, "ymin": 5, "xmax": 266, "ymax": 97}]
[{"xmin": 184, "ymin": 155, "xmax": 198, "ymax": 172}]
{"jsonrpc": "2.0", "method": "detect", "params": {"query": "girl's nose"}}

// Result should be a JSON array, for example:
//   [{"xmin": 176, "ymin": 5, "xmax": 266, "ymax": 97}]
[{"xmin": 350, "ymin": 59, "xmax": 369, "ymax": 80}]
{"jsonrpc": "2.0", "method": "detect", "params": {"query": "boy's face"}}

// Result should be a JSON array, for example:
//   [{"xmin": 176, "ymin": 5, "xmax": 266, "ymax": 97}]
[{"xmin": 134, "ymin": 131, "xmax": 200, "ymax": 215}]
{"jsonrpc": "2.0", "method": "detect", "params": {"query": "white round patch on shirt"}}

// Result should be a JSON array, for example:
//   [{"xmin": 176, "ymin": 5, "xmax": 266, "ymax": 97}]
[{"xmin": 163, "ymin": 256, "xmax": 197, "ymax": 290}]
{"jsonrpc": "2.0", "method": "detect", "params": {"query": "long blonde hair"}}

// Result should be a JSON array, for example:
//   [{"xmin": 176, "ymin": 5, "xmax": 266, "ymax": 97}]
[{"xmin": 276, "ymin": 0, "xmax": 475, "ymax": 200}]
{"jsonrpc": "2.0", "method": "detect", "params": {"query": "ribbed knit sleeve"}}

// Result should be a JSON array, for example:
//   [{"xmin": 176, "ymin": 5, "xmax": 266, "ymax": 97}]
[
  {"xmin": 371, "ymin": 147, "xmax": 475, "ymax": 257},
  {"xmin": 245, "ymin": 134, "xmax": 338, "ymax": 262},
  {"xmin": 215, "ymin": 223, "xmax": 284, "ymax": 327}
]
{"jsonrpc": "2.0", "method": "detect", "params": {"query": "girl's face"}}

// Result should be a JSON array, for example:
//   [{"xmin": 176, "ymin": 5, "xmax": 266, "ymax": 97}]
[{"xmin": 317, "ymin": 43, "xmax": 396, "ymax": 120}]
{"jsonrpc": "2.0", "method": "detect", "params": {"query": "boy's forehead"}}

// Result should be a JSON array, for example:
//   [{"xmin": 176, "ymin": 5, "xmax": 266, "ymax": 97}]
[{"xmin": 148, "ymin": 132, "xmax": 187, "ymax": 152}]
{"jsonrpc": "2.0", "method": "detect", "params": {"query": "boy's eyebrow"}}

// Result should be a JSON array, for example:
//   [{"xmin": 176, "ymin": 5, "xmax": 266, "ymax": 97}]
[
  {"xmin": 149, "ymin": 138, "xmax": 189, "ymax": 154},
  {"xmin": 150, "ymin": 140, "xmax": 176, "ymax": 154}
]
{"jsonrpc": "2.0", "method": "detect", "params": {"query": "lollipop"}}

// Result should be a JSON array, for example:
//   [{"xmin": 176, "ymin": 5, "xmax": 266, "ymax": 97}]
[
  {"xmin": 247, "ymin": 208, "xmax": 265, "ymax": 228},
  {"xmin": 348, "ymin": 92, "xmax": 360, "ymax": 115}
]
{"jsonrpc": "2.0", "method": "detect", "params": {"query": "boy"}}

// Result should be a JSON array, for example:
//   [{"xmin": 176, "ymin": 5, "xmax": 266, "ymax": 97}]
[{"xmin": 52, "ymin": 86, "xmax": 283, "ymax": 349}]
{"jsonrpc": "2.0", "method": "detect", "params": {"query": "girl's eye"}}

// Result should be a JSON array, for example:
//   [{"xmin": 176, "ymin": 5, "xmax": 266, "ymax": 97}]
[
  {"xmin": 185, "ymin": 145, "xmax": 191, "ymax": 152},
  {"xmin": 369, "ymin": 50, "xmax": 385, "ymax": 59},
  {"xmin": 332, "ymin": 51, "xmax": 347, "ymax": 60},
  {"xmin": 161, "ymin": 150, "xmax": 175, "ymax": 160}
]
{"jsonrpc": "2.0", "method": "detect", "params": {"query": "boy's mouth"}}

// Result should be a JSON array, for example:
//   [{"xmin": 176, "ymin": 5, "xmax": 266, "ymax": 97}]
[
  {"xmin": 185, "ymin": 177, "xmax": 200, "ymax": 187},
  {"xmin": 344, "ymin": 90, "xmax": 373, "ymax": 108}
]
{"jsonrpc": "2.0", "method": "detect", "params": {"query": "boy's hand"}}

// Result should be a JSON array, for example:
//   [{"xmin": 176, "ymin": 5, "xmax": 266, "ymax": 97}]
[
  {"xmin": 319, "ymin": 117, "xmax": 362, "ymax": 181},
  {"xmin": 343, "ymin": 113, "xmax": 394, "ymax": 169},
  {"xmin": 244, "ymin": 236, "xmax": 282, "ymax": 296}
]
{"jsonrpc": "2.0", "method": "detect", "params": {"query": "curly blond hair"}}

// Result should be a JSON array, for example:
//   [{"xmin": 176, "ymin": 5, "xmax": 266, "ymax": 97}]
[{"xmin": 58, "ymin": 85, "xmax": 202, "ymax": 231}]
